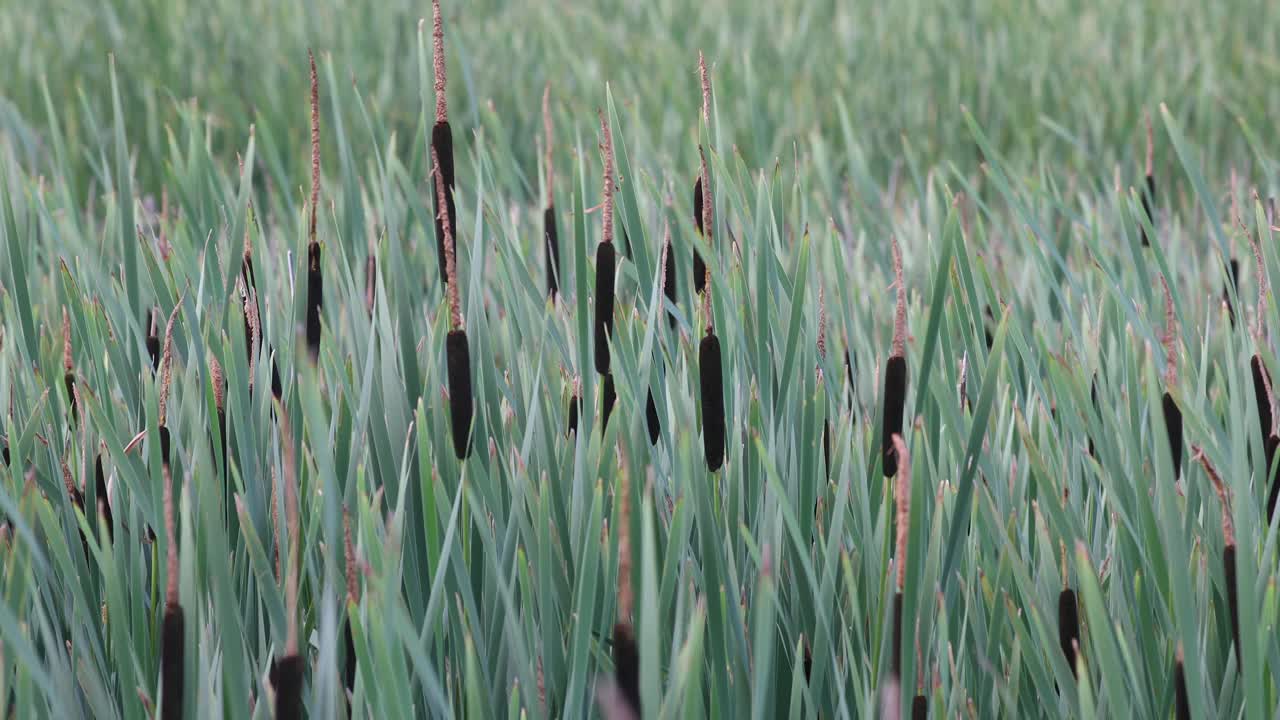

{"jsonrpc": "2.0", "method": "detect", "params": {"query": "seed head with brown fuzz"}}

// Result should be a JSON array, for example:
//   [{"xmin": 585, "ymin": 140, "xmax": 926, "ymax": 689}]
[
  {"xmin": 698, "ymin": 51, "xmax": 711, "ymax": 124},
  {"xmin": 892, "ymin": 238, "xmax": 907, "ymax": 358},
  {"xmin": 62, "ymin": 307, "xmax": 73, "ymax": 372},
  {"xmin": 817, "ymin": 284, "xmax": 828, "ymax": 362},
  {"xmin": 210, "ymin": 355, "xmax": 224, "ymax": 412},
  {"xmin": 892, "ymin": 433, "xmax": 911, "ymax": 591},
  {"xmin": 699, "ymin": 145, "xmax": 713, "ymax": 334},
  {"xmin": 432, "ymin": 0, "xmax": 448, "ymax": 124}
]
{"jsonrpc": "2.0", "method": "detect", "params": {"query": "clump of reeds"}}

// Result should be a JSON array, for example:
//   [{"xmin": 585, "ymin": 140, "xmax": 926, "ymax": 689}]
[
  {"xmin": 272, "ymin": 408, "xmax": 304, "ymax": 720},
  {"xmin": 432, "ymin": 147, "xmax": 473, "ymax": 459},
  {"xmin": 697, "ymin": 146, "xmax": 726, "ymax": 472},
  {"xmin": 1140, "ymin": 113, "xmax": 1155, "ymax": 247},
  {"xmin": 160, "ymin": 463, "xmax": 185, "ymax": 720},
  {"xmin": 430, "ymin": 0, "xmax": 457, "ymax": 287},
  {"xmin": 645, "ymin": 388, "xmax": 660, "ymax": 445},
  {"xmin": 890, "ymin": 434, "xmax": 911, "ymax": 680},
  {"xmin": 1158, "ymin": 275, "xmax": 1182, "ymax": 478},
  {"xmin": 609, "ymin": 462, "xmax": 641, "ymax": 718},
  {"xmin": 343, "ymin": 505, "xmax": 358, "ymax": 710},
  {"xmin": 1194, "ymin": 447, "xmax": 1240, "ymax": 659},
  {"xmin": 541, "ymin": 84, "xmax": 562, "ymax": 300},
  {"xmin": 1173, "ymin": 644, "xmax": 1189, "ymax": 720},
  {"xmin": 63, "ymin": 307, "xmax": 77, "ymax": 424},
  {"xmin": 882, "ymin": 240, "xmax": 908, "ymax": 477},
  {"xmin": 594, "ymin": 110, "xmax": 618, "ymax": 376},
  {"xmin": 1057, "ymin": 543, "xmax": 1080, "ymax": 677},
  {"xmin": 304, "ymin": 50, "xmax": 324, "ymax": 363}
]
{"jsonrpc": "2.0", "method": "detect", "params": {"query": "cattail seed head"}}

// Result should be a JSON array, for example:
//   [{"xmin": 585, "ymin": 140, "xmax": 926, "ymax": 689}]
[
  {"xmin": 430, "ymin": 124, "xmax": 457, "ymax": 287},
  {"xmin": 594, "ymin": 242, "xmax": 617, "ymax": 374},
  {"xmin": 305, "ymin": 242, "xmax": 323, "ymax": 362},
  {"xmin": 1173, "ymin": 645, "xmax": 1189, "ymax": 720},
  {"xmin": 699, "ymin": 334, "xmax": 726, "ymax": 471},
  {"xmin": 1223, "ymin": 544, "xmax": 1240, "ymax": 658},
  {"xmin": 911, "ymin": 695, "xmax": 927, "ymax": 720},
  {"xmin": 645, "ymin": 388, "xmax": 660, "ymax": 445},
  {"xmin": 692, "ymin": 177, "xmax": 707, "ymax": 295},
  {"xmin": 158, "ymin": 298, "xmax": 182, "ymax": 428},
  {"xmin": 161, "ymin": 605, "xmax": 185, "ymax": 720},
  {"xmin": 431, "ymin": 148, "xmax": 463, "ymax": 330},
  {"xmin": 611, "ymin": 622, "xmax": 641, "ymax": 718},
  {"xmin": 308, "ymin": 49, "xmax": 320, "ymax": 246},
  {"xmin": 1194, "ymin": 446, "xmax": 1241, "ymax": 656},
  {"xmin": 270, "ymin": 655, "xmax": 304, "ymax": 720},
  {"xmin": 599, "ymin": 110, "xmax": 615, "ymax": 247},
  {"xmin": 62, "ymin": 307, "xmax": 77, "ymax": 423},
  {"xmin": 661, "ymin": 222, "xmax": 677, "ymax": 328},
  {"xmin": 545, "ymin": 206, "xmax": 560, "ymax": 299},
  {"xmin": 1251, "ymin": 355, "xmax": 1272, "ymax": 441},
  {"xmin": 882, "ymin": 356, "xmax": 908, "ymax": 477},
  {"xmin": 1162, "ymin": 392, "xmax": 1183, "ymax": 479},
  {"xmin": 147, "ymin": 309, "xmax": 162, "ymax": 373},
  {"xmin": 432, "ymin": 0, "xmax": 447, "ymax": 124},
  {"xmin": 445, "ymin": 330, "xmax": 474, "ymax": 459},
  {"xmin": 1057, "ymin": 589, "xmax": 1079, "ymax": 676},
  {"xmin": 601, "ymin": 374, "xmax": 618, "ymax": 432}
]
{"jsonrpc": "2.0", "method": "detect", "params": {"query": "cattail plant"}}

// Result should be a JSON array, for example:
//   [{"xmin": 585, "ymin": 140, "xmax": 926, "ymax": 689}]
[
  {"xmin": 594, "ymin": 110, "xmax": 618, "ymax": 376},
  {"xmin": 271, "ymin": 409, "xmax": 304, "ymax": 720},
  {"xmin": 210, "ymin": 356, "xmax": 227, "ymax": 476},
  {"xmin": 304, "ymin": 49, "xmax": 324, "ymax": 363},
  {"xmin": 343, "ymin": 505, "xmax": 358, "ymax": 711},
  {"xmin": 890, "ymin": 434, "xmax": 912, "ymax": 680},
  {"xmin": 697, "ymin": 144, "xmax": 726, "ymax": 472},
  {"xmin": 692, "ymin": 53, "xmax": 712, "ymax": 295},
  {"xmin": 157, "ymin": 300, "xmax": 182, "ymax": 469},
  {"xmin": 543, "ymin": 84, "xmax": 561, "ymax": 300},
  {"xmin": 1058, "ymin": 544, "xmax": 1080, "ymax": 677},
  {"xmin": 63, "ymin": 307, "xmax": 77, "ymax": 424},
  {"xmin": 1157, "ymin": 275, "xmax": 1182, "ymax": 478},
  {"xmin": 430, "ymin": 0, "xmax": 457, "ymax": 287},
  {"xmin": 1193, "ymin": 447, "xmax": 1240, "ymax": 659},
  {"xmin": 1140, "ymin": 113, "xmax": 1155, "ymax": 247},
  {"xmin": 160, "ymin": 464, "xmax": 184, "ymax": 720},
  {"xmin": 609, "ymin": 462, "xmax": 641, "ymax": 718},
  {"xmin": 882, "ymin": 240, "xmax": 908, "ymax": 477},
  {"xmin": 432, "ymin": 147, "xmax": 473, "ymax": 459},
  {"xmin": 1173, "ymin": 644, "xmax": 1189, "ymax": 720},
  {"xmin": 911, "ymin": 696, "xmax": 926, "ymax": 720}
]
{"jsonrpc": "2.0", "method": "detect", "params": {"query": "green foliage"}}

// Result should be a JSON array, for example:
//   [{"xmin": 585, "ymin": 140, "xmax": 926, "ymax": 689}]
[{"xmin": 2, "ymin": 1, "xmax": 1280, "ymax": 718}]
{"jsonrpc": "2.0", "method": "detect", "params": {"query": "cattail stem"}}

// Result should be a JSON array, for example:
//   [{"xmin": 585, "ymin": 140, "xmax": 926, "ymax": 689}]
[
  {"xmin": 692, "ymin": 177, "xmax": 707, "ymax": 295},
  {"xmin": 594, "ymin": 111, "xmax": 617, "ymax": 374},
  {"xmin": 1159, "ymin": 275, "xmax": 1182, "ymax": 477}
]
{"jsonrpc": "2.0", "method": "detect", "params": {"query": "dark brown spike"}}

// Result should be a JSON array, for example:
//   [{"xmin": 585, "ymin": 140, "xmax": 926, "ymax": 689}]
[
  {"xmin": 1161, "ymin": 392, "xmax": 1182, "ymax": 478},
  {"xmin": 601, "ymin": 374, "xmax": 618, "ymax": 432},
  {"xmin": 699, "ymin": 334, "xmax": 726, "ymax": 471},
  {"xmin": 305, "ymin": 241, "xmax": 323, "ymax": 362},
  {"xmin": 1173, "ymin": 647, "xmax": 1189, "ymax": 720},
  {"xmin": 95, "ymin": 453, "xmax": 112, "ymax": 543},
  {"xmin": 270, "ymin": 654, "xmax": 304, "ymax": 720},
  {"xmin": 882, "ymin": 356, "xmax": 908, "ymax": 477},
  {"xmin": 911, "ymin": 695, "xmax": 927, "ymax": 720},
  {"xmin": 822, "ymin": 417, "xmax": 832, "ymax": 480},
  {"xmin": 611, "ymin": 623, "xmax": 641, "ymax": 718},
  {"xmin": 161, "ymin": 605, "xmax": 185, "ymax": 720},
  {"xmin": 1224, "ymin": 545, "xmax": 1240, "ymax": 659},
  {"xmin": 645, "ymin": 388, "xmax": 660, "ymax": 445},
  {"xmin": 891, "ymin": 590, "xmax": 904, "ymax": 678},
  {"xmin": 1267, "ymin": 434, "xmax": 1280, "ymax": 521},
  {"xmin": 431, "ymin": 122, "xmax": 457, "ymax": 287},
  {"xmin": 567, "ymin": 393, "xmax": 581, "ymax": 436},
  {"xmin": 594, "ymin": 242, "xmax": 617, "ymax": 374},
  {"xmin": 1224, "ymin": 258, "xmax": 1240, "ymax": 327},
  {"xmin": 1251, "ymin": 355, "xmax": 1272, "ymax": 441},
  {"xmin": 545, "ymin": 206, "xmax": 560, "ymax": 299},
  {"xmin": 662, "ymin": 223, "xmax": 677, "ymax": 328},
  {"xmin": 445, "ymin": 330, "xmax": 474, "ymax": 459},
  {"xmin": 1088, "ymin": 374, "xmax": 1099, "ymax": 457},
  {"xmin": 1058, "ymin": 589, "xmax": 1079, "ymax": 676},
  {"xmin": 693, "ymin": 177, "xmax": 706, "ymax": 295}
]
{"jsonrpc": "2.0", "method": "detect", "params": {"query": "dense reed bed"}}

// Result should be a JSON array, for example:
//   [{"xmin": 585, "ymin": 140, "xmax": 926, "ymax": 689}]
[{"xmin": 5, "ymin": 1, "xmax": 1280, "ymax": 718}]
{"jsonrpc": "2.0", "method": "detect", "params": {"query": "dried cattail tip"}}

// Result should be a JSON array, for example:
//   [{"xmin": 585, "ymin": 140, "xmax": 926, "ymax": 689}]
[
  {"xmin": 270, "ymin": 655, "xmax": 305, "ymax": 720},
  {"xmin": 601, "ymin": 373, "xmax": 618, "ymax": 432},
  {"xmin": 911, "ymin": 695, "xmax": 927, "ymax": 720},
  {"xmin": 699, "ymin": 334, "xmax": 726, "ymax": 471},
  {"xmin": 305, "ymin": 241, "xmax": 323, "ymax": 362},
  {"xmin": 1058, "ymin": 589, "xmax": 1080, "ymax": 676},
  {"xmin": 594, "ymin": 242, "xmax": 617, "ymax": 374},
  {"xmin": 308, "ymin": 50, "xmax": 321, "ymax": 245},
  {"xmin": 817, "ymin": 284, "xmax": 828, "ymax": 362},
  {"xmin": 1173, "ymin": 647, "xmax": 1189, "ymax": 720},
  {"xmin": 445, "ymin": 330, "xmax": 474, "ymax": 459},
  {"xmin": 161, "ymin": 605, "xmax": 185, "ymax": 720},
  {"xmin": 599, "ymin": 110, "xmax": 615, "ymax": 246},
  {"xmin": 611, "ymin": 623, "xmax": 641, "ymax": 718},
  {"xmin": 882, "ymin": 356, "xmax": 908, "ymax": 477},
  {"xmin": 692, "ymin": 177, "xmax": 707, "ymax": 295}
]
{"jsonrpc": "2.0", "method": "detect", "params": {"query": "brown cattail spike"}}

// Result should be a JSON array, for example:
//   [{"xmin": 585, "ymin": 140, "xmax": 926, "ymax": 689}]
[
  {"xmin": 1194, "ymin": 447, "xmax": 1234, "ymax": 547},
  {"xmin": 594, "ymin": 111, "xmax": 618, "ymax": 375},
  {"xmin": 661, "ymin": 221, "xmax": 677, "ymax": 328},
  {"xmin": 158, "ymin": 298, "xmax": 183, "ymax": 428},
  {"xmin": 600, "ymin": 110, "xmax": 615, "ymax": 247},
  {"xmin": 343, "ymin": 505, "xmax": 358, "ymax": 698},
  {"xmin": 305, "ymin": 50, "xmax": 324, "ymax": 362},
  {"xmin": 308, "ymin": 50, "xmax": 320, "ymax": 246},
  {"xmin": 429, "ymin": 2, "xmax": 456, "ymax": 287},
  {"xmin": 432, "ymin": 0, "xmax": 447, "ymax": 124},
  {"xmin": 892, "ymin": 434, "xmax": 911, "ymax": 592},
  {"xmin": 161, "ymin": 462, "xmax": 186, "ymax": 720},
  {"xmin": 699, "ymin": 145, "xmax": 713, "ymax": 335},
  {"xmin": 63, "ymin": 307, "xmax": 77, "ymax": 423},
  {"xmin": 431, "ymin": 148, "xmax": 463, "ymax": 331},
  {"xmin": 891, "ymin": 239, "xmax": 907, "ymax": 359},
  {"xmin": 1194, "ymin": 446, "xmax": 1241, "ymax": 656},
  {"xmin": 163, "ymin": 464, "xmax": 179, "ymax": 607},
  {"xmin": 1058, "ymin": 589, "xmax": 1080, "ymax": 676},
  {"xmin": 817, "ymin": 284, "xmax": 828, "ymax": 363},
  {"xmin": 278, "ymin": 409, "xmax": 301, "ymax": 656},
  {"xmin": 698, "ymin": 51, "xmax": 711, "ymax": 124},
  {"xmin": 1173, "ymin": 644, "xmax": 1189, "ymax": 720}
]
